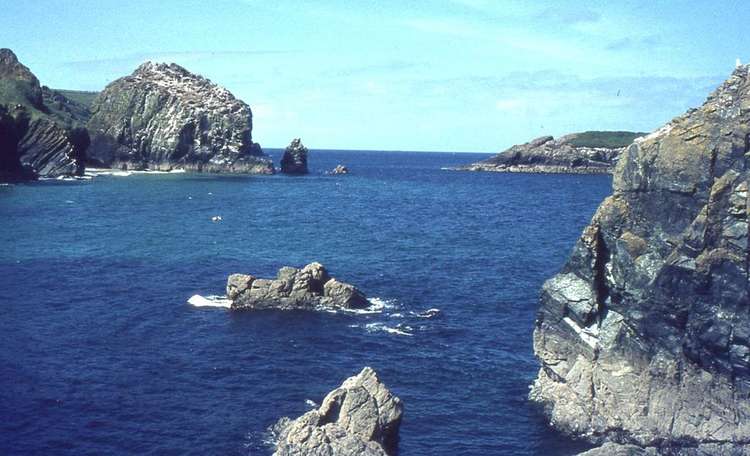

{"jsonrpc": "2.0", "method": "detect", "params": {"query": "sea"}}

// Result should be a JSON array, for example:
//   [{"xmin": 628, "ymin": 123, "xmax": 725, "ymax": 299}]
[{"xmin": 0, "ymin": 149, "xmax": 612, "ymax": 455}]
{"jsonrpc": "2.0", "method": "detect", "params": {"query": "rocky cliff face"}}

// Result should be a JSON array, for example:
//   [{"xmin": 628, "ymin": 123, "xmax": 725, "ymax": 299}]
[
  {"xmin": 280, "ymin": 138, "xmax": 309, "ymax": 174},
  {"xmin": 531, "ymin": 66, "xmax": 750, "ymax": 454},
  {"xmin": 272, "ymin": 367, "xmax": 403, "ymax": 456},
  {"xmin": 0, "ymin": 48, "xmax": 88, "ymax": 181},
  {"xmin": 86, "ymin": 62, "xmax": 273, "ymax": 173},
  {"xmin": 459, "ymin": 132, "xmax": 641, "ymax": 174}
]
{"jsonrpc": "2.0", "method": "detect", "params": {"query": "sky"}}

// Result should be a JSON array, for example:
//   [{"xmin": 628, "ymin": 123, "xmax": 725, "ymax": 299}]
[{"xmin": 2, "ymin": 0, "xmax": 749, "ymax": 152}]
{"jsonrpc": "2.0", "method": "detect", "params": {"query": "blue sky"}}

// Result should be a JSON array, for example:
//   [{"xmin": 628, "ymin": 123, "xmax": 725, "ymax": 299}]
[{"xmin": 2, "ymin": 0, "xmax": 748, "ymax": 151}]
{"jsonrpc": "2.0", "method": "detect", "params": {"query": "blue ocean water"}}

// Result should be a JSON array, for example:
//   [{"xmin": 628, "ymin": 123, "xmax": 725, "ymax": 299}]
[{"xmin": 0, "ymin": 150, "xmax": 611, "ymax": 455}]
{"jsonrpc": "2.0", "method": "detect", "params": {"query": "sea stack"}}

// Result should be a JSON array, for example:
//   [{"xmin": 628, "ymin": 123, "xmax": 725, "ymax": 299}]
[
  {"xmin": 272, "ymin": 367, "xmax": 403, "ymax": 456},
  {"xmin": 86, "ymin": 61, "xmax": 273, "ymax": 173},
  {"xmin": 0, "ymin": 48, "xmax": 89, "ymax": 181},
  {"xmin": 227, "ymin": 262, "xmax": 369, "ymax": 311},
  {"xmin": 530, "ymin": 65, "xmax": 750, "ymax": 454},
  {"xmin": 280, "ymin": 138, "xmax": 309, "ymax": 174},
  {"xmin": 458, "ymin": 131, "xmax": 645, "ymax": 174}
]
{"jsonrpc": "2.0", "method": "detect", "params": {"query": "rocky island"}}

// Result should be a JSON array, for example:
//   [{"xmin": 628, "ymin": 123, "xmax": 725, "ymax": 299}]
[
  {"xmin": 458, "ymin": 131, "xmax": 646, "ymax": 174},
  {"xmin": 280, "ymin": 138, "xmax": 309, "ymax": 174},
  {"xmin": 86, "ymin": 61, "xmax": 273, "ymax": 174},
  {"xmin": 0, "ymin": 48, "xmax": 90, "ymax": 181},
  {"xmin": 272, "ymin": 367, "xmax": 403, "ymax": 456},
  {"xmin": 227, "ymin": 262, "xmax": 369, "ymax": 311},
  {"xmin": 531, "ymin": 65, "xmax": 750, "ymax": 454}
]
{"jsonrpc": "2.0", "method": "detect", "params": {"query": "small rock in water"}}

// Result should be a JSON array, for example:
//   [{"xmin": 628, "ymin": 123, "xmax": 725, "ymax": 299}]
[
  {"xmin": 280, "ymin": 138, "xmax": 309, "ymax": 174},
  {"xmin": 328, "ymin": 164, "xmax": 349, "ymax": 175},
  {"xmin": 272, "ymin": 367, "xmax": 403, "ymax": 456},
  {"xmin": 226, "ymin": 262, "xmax": 368, "ymax": 311}
]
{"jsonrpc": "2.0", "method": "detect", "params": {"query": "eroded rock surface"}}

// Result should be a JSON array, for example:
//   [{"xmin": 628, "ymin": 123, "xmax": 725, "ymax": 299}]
[
  {"xmin": 459, "ymin": 132, "xmax": 643, "ymax": 174},
  {"xmin": 272, "ymin": 367, "xmax": 403, "ymax": 456},
  {"xmin": 227, "ymin": 262, "xmax": 369, "ymax": 311},
  {"xmin": 280, "ymin": 138, "xmax": 309, "ymax": 174},
  {"xmin": 86, "ymin": 61, "xmax": 273, "ymax": 173},
  {"xmin": 532, "ymin": 66, "xmax": 750, "ymax": 454},
  {"xmin": 0, "ymin": 48, "xmax": 88, "ymax": 180}
]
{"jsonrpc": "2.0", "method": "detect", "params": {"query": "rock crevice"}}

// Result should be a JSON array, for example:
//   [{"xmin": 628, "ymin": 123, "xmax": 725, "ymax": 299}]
[{"xmin": 532, "ymin": 65, "xmax": 750, "ymax": 455}]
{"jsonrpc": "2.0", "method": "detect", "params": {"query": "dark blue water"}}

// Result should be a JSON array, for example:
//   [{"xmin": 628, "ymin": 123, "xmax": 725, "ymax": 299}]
[{"xmin": 0, "ymin": 150, "xmax": 610, "ymax": 455}]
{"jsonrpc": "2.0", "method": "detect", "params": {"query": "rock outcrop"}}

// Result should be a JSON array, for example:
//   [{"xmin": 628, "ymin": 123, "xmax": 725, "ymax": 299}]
[
  {"xmin": 86, "ymin": 61, "xmax": 273, "ymax": 173},
  {"xmin": 280, "ymin": 138, "xmax": 309, "ymax": 174},
  {"xmin": 458, "ymin": 131, "xmax": 645, "ymax": 174},
  {"xmin": 0, "ymin": 48, "xmax": 88, "ymax": 181},
  {"xmin": 227, "ymin": 262, "xmax": 369, "ymax": 311},
  {"xmin": 272, "ymin": 367, "xmax": 403, "ymax": 456},
  {"xmin": 329, "ymin": 164, "xmax": 349, "ymax": 175},
  {"xmin": 531, "ymin": 66, "xmax": 750, "ymax": 454}
]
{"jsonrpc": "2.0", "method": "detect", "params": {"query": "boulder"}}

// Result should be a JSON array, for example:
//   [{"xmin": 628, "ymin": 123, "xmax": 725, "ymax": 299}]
[
  {"xmin": 227, "ymin": 262, "xmax": 368, "ymax": 311},
  {"xmin": 531, "ymin": 65, "xmax": 750, "ymax": 453},
  {"xmin": 280, "ymin": 138, "xmax": 309, "ymax": 174},
  {"xmin": 273, "ymin": 367, "xmax": 403, "ymax": 456}
]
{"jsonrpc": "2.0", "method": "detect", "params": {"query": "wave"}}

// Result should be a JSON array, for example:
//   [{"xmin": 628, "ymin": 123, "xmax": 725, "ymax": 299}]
[
  {"xmin": 351, "ymin": 322, "xmax": 413, "ymax": 337},
  {"xmin": 187, "ymin": 294, "xmax": 232, "ymax": 308},
  {"xmin": 85, "ymin": 168, "xmax": 186, "ymax": 177}
]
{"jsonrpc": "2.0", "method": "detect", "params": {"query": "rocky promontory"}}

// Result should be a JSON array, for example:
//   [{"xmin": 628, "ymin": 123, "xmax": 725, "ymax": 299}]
[
  {"xmin": 272, "ymin": 367, "xmax": 403, "ymax": 456},
  {"xmin": 458, "ymin": 131, "xmax": 645, "ymax": 174},
  {"xmin": 227, "ymin": 262, "xmax": 369, "ymax": 311},
  {"xmin": 0, "ymin": 48, "xmax": 89, "ymax": 181},
  {"xmin": 86, "ymin": 61, "xmax": 273, "ymax": 174},
  {"xmin": 280, "ymin": 138, "xmax": 309, "ymax": 174},
  {"xmin": 531, "ymin": 66, "xmax": 750, "ymax": 454}
]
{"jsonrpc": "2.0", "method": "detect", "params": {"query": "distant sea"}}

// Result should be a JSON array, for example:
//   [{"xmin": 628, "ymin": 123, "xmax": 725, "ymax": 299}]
[{"xmin": 0, "ymin": 149, "xmax": 611, "ymax": 455}]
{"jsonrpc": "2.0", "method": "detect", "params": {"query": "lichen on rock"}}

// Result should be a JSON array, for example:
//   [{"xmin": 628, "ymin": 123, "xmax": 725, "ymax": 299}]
[{"xmin": 531, "ymin": 65, "xmax": 750, "ymax": 454}]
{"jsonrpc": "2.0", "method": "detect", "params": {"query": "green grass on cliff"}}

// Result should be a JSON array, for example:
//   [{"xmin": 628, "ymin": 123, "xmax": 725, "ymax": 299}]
[
  {"xmin": 54, "ymin": 89, "xmax": 99, "ymax": 108},
  {"xmin": 568, "ymin": 131, "xmax": 648, "ymax": 148}
]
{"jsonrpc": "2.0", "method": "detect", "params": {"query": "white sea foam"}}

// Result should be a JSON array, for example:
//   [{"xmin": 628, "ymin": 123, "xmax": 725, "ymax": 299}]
[
  {"xmin": 187, "ymin": 294, "xmax": 232, "ymax": 308},
  {"xmin": 351, "ymin": 322, "xmax": 413, "ymax": 337},
  {"xmin": 338, "ymin": 297, "xmax": 398, "ymax": 315},
  {"xmin": 305, "ymin": 399, "xmax": 318, "ymax": 408},
  {"xmin": 414, "ymin": 308, "xmax": 442, "ymax": 318}
]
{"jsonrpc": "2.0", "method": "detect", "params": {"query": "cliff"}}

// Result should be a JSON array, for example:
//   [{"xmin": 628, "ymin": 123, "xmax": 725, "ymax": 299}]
[
  {"xmin": 459, "ymin": 131, "xmax": 645, "ymax": 174},
  {"xmin": 0, "ymin": 48, "xmax": 88, "ymax": 181},
  {"xmin": 530, "ymin": 66, "xmax": 750, "ymax": 454},
  {"xmin": 86, "ymin": 62, "xmax": 273, "ymax": 173}
]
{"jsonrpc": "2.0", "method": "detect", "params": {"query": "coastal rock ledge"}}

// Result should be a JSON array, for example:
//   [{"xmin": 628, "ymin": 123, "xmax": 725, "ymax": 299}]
[
  {"xmin": 272, "ymin": 367, "xmax": 403, "ymax": 456},
  {"xmin": 531, "ymin": 65, "xmax": 750, "ymax": 455},
  {"xmin": 227, "ymin": 262, "xmax": 369, "ymax": 311}
]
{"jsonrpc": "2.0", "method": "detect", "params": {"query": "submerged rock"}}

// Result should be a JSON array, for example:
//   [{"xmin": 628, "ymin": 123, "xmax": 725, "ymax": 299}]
[
  {"xmin": 86, "ymin": 61, "xmax": 273, "ymax": 174},
  {"xmin": 280, "ymin": 138, "xmax": 309, "ymax": 174},
  {"xmin": 0, "ymin": 48, "xmax": 88, "ymax": 181},
  {"xmin": 458, "ymin": 131, "xmax": 645, "ymax": 174},
  {"xmin": 227, "ymin": 262, "xmax": 368, "ymax": 311},
  {"xmin": 272, "ymin": 367, "xmax": 403, "ymax": 456},
  {"xmin": 531, "ymin": 66, "xmax": 750, "ymax": 453}
]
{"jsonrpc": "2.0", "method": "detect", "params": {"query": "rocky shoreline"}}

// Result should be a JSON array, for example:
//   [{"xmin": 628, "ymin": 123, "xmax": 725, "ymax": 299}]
[{"xmin": 456, "ymin": 131, "xmax": 645, "ymax": 175}]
